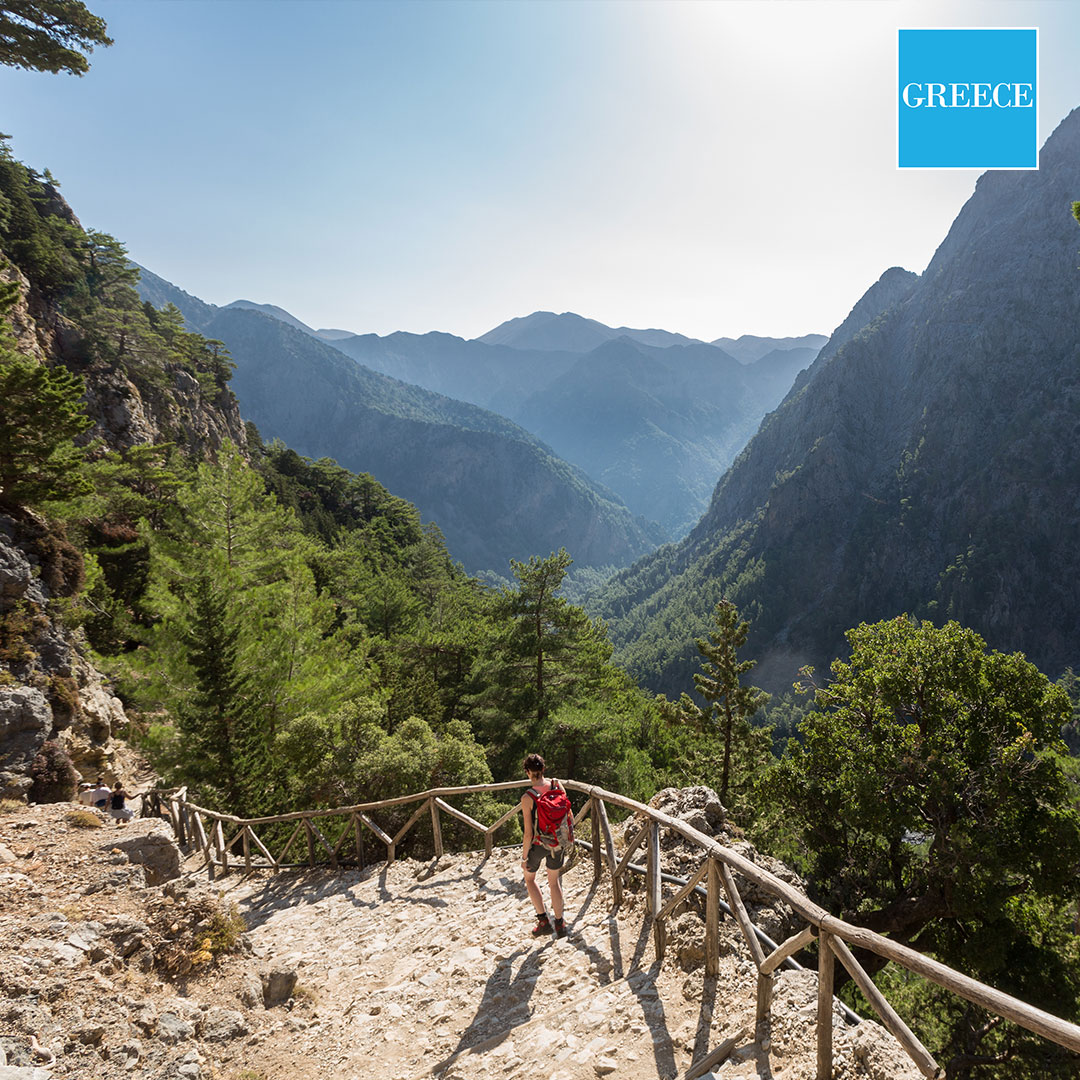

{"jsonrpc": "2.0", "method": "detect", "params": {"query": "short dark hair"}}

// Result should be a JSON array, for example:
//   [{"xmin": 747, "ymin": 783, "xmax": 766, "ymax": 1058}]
[{"xmin": 522, "ymin": 753, "xmax": 545, "ymax": 774}]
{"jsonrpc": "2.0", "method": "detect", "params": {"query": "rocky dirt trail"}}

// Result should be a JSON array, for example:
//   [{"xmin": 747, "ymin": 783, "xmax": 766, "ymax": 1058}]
[{"xmin": 0, "ymin": 796, "xmax": 921, "ymax": 1080}]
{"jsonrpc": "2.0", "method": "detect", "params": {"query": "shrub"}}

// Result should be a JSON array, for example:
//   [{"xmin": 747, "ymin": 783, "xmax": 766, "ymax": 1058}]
[
  {"xmin": 28, "ymin": 739, "xmax": 79, "ymax": 802},
  {"xmin": 65, "ymin": 808, "xmax": 103, "ymax": 828}
]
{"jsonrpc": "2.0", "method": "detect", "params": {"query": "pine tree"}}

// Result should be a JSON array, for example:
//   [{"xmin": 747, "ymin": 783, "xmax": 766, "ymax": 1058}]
[
  {"xmin": 0, "ymin": 276, "xmax": 92, "ymax": 509},
  {"xmin": 140, "ymin": 442, "xmax": 349, "ymax": 812},
  {"xmin": 679, "ymin": 600, "xmax": 770, "ymax": 806},
  {"xmin": 0, "ymin": 2, "xmax": 112, "ymax": 76},
  {"xmin": 472, "ymin": 548, "xmax": 613, "ymax": 773}
]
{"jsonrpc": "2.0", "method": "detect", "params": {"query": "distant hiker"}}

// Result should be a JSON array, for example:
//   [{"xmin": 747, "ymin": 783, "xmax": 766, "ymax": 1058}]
[
  {"xmin": 76, "ymin": 782, "xmax": 95, "ymax": 806},
  {"xmin": 90, "ymin": 779, "xmax": 111, "ymax": 811},
  {"xmin": 108, "ymin": 781, "xmax": 133, "ymax": 825},
  {"xmin": 520, "ymin": 753, "xmax": 574, "ymax": 939}
]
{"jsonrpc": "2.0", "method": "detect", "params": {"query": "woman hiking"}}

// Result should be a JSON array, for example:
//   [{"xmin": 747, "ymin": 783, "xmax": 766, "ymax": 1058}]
[{"xmin": 520, "ymin": 752, "xmax": 573, "ymax": 938}]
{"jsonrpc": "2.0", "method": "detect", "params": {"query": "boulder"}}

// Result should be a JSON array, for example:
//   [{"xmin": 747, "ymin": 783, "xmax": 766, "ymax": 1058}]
[
  {"xmin": 0, "ymin": 687, "xmax": 52, "ymax": 800},
  {"xmin": 260, "ymin": 966, "xmax": 297, "ymax": 1007},
  {"xmin": 109, "ymin": 824, "xmax": 181, "ymax": 885}
]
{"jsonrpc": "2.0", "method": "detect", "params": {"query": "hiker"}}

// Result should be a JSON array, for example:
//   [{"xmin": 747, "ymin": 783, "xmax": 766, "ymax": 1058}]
[
  {"xmin": 107, "ymin": 781, "xmax": 134, "ymax": 825},
  {"xmin": 520, "ymin": 752, "xmax": 574, "ymax": 939},
  {"xmin": 90, "ymin": 778, "xmax": 112, "ymax": 812},
  {"xmin": 76, "ymin": 782, "xmax": 96, "ymax": 806}
]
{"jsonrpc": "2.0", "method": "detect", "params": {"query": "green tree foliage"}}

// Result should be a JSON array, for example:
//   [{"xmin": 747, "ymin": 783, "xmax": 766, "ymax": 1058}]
[
  {"xmin": 0, "ymin": 274, "xmax": 92, "ymax": 509},
  {"xmin": 138, "ymin": 442, "xmax": 349, "ymax": 814},
  {"xmin": 0, "ymin": 1, "xmax": 111, "ymax": 75},
  {"xmin": 275, "ymin": 709, "xmax": 498, "ymax": 857},
  {"xmin": 761, "ymin": 617, "xmax": 1080, "ymax": 1079},
  {"xmin": 471, "ymin": 549, "xmax": 616, "ymax": 773},
  {"xmin": 675, "ymin": 600, "xmax": 770, "ymax": 809},
  {"xmin": 0, "ymin": 136, "xmax": 85, "ymax": 300},
  {"xmin": 1060, "ymin": 668, "xmax": 1080, "ymax": 755}
]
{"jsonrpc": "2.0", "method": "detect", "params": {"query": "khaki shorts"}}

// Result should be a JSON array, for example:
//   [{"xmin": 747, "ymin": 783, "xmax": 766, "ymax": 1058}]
[{"xmin": 526, "ymin": 844, "xmax": 565, "ymax": 872}]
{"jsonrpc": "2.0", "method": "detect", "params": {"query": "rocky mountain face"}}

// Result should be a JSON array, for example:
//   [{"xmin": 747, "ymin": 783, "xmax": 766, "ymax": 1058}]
[
  {"xmin": 0, "ymin": 511, "xmax": 130, "ymax": 800},
  {"xmin": 597, "ymin": 107, "xmax": 1080, "ymax": 696},
  {"xmin": 135, "ymin": 271, "xmax": 664, "ymax": 574},
  {"xmin": 1, "ymin": 243, "xmax": 244, "ymax": 798}
]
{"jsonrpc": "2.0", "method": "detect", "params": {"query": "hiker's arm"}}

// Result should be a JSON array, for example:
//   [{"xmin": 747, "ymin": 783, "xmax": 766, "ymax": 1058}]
[{"xmin": 520, "ymin": 793, "xmax": 533, "ymax": 863}]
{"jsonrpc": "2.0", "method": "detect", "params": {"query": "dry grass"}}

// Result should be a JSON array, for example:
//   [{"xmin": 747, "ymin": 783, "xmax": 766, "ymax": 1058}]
[
  {"xmin": 0, "ymin": 798, "xmax": 26, "ymax": 814},
  {"xmin": 65, "ymin": 808, "xmax": 105, "ymax": 828}
]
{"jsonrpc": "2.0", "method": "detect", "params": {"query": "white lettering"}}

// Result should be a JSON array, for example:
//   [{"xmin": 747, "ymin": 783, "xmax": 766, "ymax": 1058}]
[
  {"xmin": 902, "ymin": 82, "xmax": 924, "ymax": 107},
  {"xmin": 901, "ymin": 82, "xmax": 1034, "ymax": 108}
]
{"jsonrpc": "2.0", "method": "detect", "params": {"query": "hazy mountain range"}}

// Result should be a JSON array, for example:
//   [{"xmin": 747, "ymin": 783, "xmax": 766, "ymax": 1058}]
[
  {"xmin": 135, "ymin": 268, "xmax": 666, "ymax": 574},
  {"xmin": 136, "ymin": 271, "xmax": 823, "ymax": 562},
  {"xmin": 255, "ymin": 310, "xmax": 821, "ymax": 536}
]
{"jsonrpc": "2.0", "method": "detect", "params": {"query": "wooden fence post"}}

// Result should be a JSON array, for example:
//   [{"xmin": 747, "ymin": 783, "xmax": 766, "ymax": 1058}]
[
  {"xmin": 647, "ymin": 820, "xmax": 665, "ymax": 959},
  {"xmin": 706, "ymin": 857, "xmax": 721, "ymax": 977},
  {"xmin": 817, "ymin": 931, "xmax": 835, "ymax": 1080},
  {"xmin": 590, "ymin": 798, "xmax": 601, "ymax": 882},
  {"xmin": 595, "ymin": 798, "xmax": 622, "ymax": 908},
  {"xmin": 430, "ymin": 797, "xmax": 444, "ymax": 859}
]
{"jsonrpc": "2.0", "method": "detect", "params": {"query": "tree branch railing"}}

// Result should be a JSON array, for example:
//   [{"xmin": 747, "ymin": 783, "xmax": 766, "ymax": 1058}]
[{"xmin": 146, "ymin": 781, "xmax": 1080, "ymax": 1080}]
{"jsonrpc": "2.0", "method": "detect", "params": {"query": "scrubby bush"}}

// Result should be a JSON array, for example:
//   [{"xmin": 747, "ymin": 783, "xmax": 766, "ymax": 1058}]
[{"xmin": 28, "ymin": 739, "xmax": 79, "ymax": 802}]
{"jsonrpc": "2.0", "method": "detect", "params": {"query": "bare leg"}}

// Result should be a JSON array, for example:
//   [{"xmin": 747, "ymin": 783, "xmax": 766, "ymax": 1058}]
[
  {"xmin": 524, "ymin": 868, "xmax": 545, "ymax": 914},
  {"xmin": 547, "ymin": 868, "xmax": 563, "ymax": 920}
]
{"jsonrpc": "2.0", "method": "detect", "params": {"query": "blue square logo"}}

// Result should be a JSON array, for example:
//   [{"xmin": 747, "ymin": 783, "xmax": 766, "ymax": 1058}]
[{"xmin": 898, "ymin": 28, "xmax": 1038, "ymax": 169}]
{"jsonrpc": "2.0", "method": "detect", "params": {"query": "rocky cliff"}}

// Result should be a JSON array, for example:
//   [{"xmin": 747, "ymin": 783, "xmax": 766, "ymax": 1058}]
[{"xmin": 1, "ymin": 202, "xmax": 246, "ymax": 798}]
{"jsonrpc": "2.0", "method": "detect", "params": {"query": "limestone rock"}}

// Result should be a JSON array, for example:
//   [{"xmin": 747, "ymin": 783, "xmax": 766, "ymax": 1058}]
[
  {"xmin": 110, "ymin": 823, "xmax": 181, "ymax": 885},
  {"xmin": 0, "ymin": 687, "xmax": 52, "ymax": 800},
  {"xmin": 201, "ymin": 1006, "xmax": 248, "ymax": 1042},
  {"xmin": 261, "ymin": 966, "xmax": 298, "ymax": 1007}
]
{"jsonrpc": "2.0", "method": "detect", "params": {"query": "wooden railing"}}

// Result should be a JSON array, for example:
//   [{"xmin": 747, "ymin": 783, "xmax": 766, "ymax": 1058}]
[{"xmin": 147, "ymin": 781, "xmax": 1080, "ymax": 1080}]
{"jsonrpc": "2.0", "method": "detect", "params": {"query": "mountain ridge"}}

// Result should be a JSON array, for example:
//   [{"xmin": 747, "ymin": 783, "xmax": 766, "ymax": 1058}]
[
  {"xmin": 595, "ymin": 105, "xmax": 1080, "ymax": 695},
  {"xmin": 135, "ymin": 268, "xmax": 663, "ymax": 573}
]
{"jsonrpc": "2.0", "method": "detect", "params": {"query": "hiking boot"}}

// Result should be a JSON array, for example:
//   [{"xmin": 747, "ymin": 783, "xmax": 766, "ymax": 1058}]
[
  {"xmin": 554, "ymin": 917, "xmax": 568, "ymax": 939},
  {"xmin": 531, "ymin": 914, "xmax": 552, "ymax": 937}
]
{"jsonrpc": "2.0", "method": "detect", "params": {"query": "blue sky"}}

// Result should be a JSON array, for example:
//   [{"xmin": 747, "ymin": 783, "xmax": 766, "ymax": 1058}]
[{"xmin": 3, "ymin": 0, "xmax": 1079, "ymax": 341}]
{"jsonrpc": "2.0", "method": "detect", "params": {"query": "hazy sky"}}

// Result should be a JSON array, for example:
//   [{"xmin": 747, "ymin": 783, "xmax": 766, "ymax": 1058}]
[{"xmin": 3, "ymin": 0, "xmax": 1079, "ymax": 341}]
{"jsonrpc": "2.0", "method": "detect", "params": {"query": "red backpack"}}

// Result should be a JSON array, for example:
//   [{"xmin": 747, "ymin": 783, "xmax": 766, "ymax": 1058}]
[{"xmin": 527, "ymin": 780, "xmax": 574, "ymax": 851}]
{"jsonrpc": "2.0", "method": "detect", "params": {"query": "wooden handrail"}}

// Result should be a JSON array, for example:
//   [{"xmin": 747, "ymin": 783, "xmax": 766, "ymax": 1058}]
[{"xmin": 151, "ymin": 778, "xmax": 1080, "ymax": 1071}]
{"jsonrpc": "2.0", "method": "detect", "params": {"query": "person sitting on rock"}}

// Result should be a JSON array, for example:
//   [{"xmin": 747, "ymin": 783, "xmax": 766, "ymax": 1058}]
[
  {"xmin": 520, "ymin": 752, "xmax": 572, "ymax": 939},
  {"xmin": 76, "ymin": 782, "xmax": 96, "ymax": 806},
  {"xmin": 90, "ymin": 778, "xmax": 112, "ymax": 812},
  {"xmin": 108, "ymin": 781, "xmax": 134, "ymax": 825}
]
